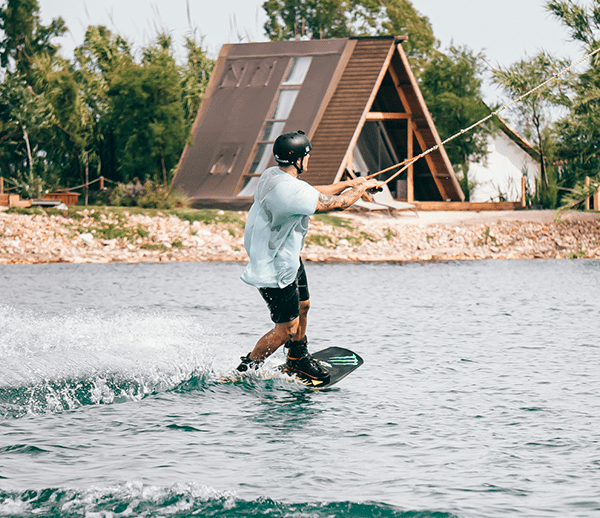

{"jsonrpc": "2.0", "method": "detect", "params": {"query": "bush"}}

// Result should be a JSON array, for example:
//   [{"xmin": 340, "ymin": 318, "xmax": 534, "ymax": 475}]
[{"xmin": 107, "ymin": 180, "xmax": 190, "ymax": 209}]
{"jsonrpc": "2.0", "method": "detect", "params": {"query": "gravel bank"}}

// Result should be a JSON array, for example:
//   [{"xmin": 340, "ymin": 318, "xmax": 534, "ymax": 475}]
[{"xmin": 1, "ymin": 208, "xmax": 599, "ymax": 264}]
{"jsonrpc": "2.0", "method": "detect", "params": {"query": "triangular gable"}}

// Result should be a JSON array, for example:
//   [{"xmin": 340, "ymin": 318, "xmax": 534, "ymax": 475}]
[{"xmin": 306, "ymin": 36, "xmax": 463, "ymax": 202}]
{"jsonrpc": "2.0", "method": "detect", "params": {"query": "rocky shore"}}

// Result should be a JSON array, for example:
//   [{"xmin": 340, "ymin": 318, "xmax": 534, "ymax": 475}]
[{"xmin": 1, "ymin": 207, "xmax": 600, "ymax": 265}]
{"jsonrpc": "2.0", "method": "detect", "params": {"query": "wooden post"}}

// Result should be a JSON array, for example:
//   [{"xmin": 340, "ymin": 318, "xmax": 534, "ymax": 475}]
[
  {"xmin": 0, "ymin": 177, "xmax": 3, "ymax": 194},
  {"xmin": 585, "ymin": 176, "xmax": 590, "ymax": 211},
  {"xmin": 346, "ymin": 150, "xmax": 354, "ymax": 175},
  {"xmin": 85, "ymin": 152, "xmax": 89, "ymax": 206},
  {"xmin": 407, "ymin": 119, "xmax": 414, "ymax": 203},
  {"xmin": 100, "ymin": 176, "xmax": 105, "ymax": 190},
  {"xmin": 521, "ymin": 176, "xmax": 527, "ymax": 208}
]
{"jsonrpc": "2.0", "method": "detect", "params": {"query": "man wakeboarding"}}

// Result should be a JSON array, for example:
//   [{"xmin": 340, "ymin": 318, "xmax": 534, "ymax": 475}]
[{"xmin": 237, "ymin": 130, "xmax": 379, "ymax": 383}]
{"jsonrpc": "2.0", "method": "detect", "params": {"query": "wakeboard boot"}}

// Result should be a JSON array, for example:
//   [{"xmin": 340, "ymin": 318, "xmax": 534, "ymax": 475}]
[
  {"xmin": 236, "ymin": 353, "xmax": 263, "ymax": 372},
  {"xmin": 284, "ymin": 337, "xmax": 330, "ymax": 383}
]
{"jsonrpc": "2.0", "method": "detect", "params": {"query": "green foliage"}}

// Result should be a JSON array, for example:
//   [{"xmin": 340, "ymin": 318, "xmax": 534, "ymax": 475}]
[
  {"xmin": 557, "ymin": 175, "xmax": 600, "ymax": 214},
  {"xmin": 564, "ymin": 246, "xmax": 587, "ymax": 259},
  {"xmin": 262, "ymin": 0, "xmax": 437, "ymax": 69},
  {"xmin": 383, "ymin": 228, "xmax": 397, "ymax": 240},
  {"xmin": 108, "ymin": 181, "xmax": 191, "ymax": 209},
  {"xmin": 108, "ymin": 34, "xmax": 187, "ymax": 184},
  {"xmin": 263, "ymin": 0, "xmax": 355, "ymax": 40},
  {"xmin": 0, "ymin": 0, "xmax": 66, "ymax": 79},
  {"xmin": 478, "ymin": 227, "xmax": 502, "ymax": 247},
  {"xmin": 313, "ymin": 213, "xmax": 354, "ymax": 229},
  {"xmin": 0, "ymin": 72, "xmax": 52, "ymax": 181},
  {"xmin": 181, "ymin": 33, "xmax": 214, "ymax": 129},
  {"xmin": 546, "ymin": 0, "xmax": 600, "ymax": 47},
  {"xmin": 545, "ymin": 0, "xmax": 600, "ymax": 207},
  {"xmin": 0, "ymin": 0, "xmax": 214, "ymax": 202},
  {"xmin": 492, "ymin": 51, "xmax": 570, "ymax": 187},
  {"xmin": 305, "ymin": 233, "xmax": 336, "ymax": 247},
  {"xmin": 172, "ymin": 208, "xmax": 244, "ymax": 226},
  {"xmin": 374, "ymin": 0, "xmax": 437, "ymax": 72},
  {"xmin": 420, "ymin": 46, "xmax": 490, "ymax": 199},
  {"xmin": 531, "ymin": 165, "xmax": 559, "ymax": 208}
]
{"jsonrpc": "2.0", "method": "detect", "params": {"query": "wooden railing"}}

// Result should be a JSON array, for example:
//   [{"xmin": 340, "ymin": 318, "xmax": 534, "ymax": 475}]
[{"xmin": 0, "ymin": 176, "xmax": 112, "ymax": 207}]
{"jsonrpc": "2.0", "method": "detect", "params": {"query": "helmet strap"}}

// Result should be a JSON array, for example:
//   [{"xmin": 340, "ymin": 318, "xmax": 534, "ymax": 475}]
[{"xmin": 294, "ymin": 156, "xmax": 304, "ymax": 176}]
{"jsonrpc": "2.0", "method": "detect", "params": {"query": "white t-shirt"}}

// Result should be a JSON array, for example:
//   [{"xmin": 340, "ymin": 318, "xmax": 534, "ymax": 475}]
[{"xmin": 241, "ymin": 167, "xmax": 320, "ymax": 288}]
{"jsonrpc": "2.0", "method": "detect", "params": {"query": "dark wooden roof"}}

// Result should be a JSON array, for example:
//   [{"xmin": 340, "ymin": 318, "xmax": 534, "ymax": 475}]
[
  {"xmin": 173, "ymin": 36, "xmax": 464, "ymax": 208},
  {"xmin": 303, "ymin": 38, "xmax": 393, "ymax": 185}
]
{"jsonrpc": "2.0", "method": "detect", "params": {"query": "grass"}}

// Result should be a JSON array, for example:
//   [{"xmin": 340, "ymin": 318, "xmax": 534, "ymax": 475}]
[
  {"xmin": 7, "ymin": 205, "xmax": 246, "ymax": 227},
  {"xmin": 384, "ymin": 228, "xmax": 397, "ymax": 240},
  {"xmin": 478, "ymin": 226, "xmax": 502, "ymax": 247},
  {"xmin": 7, "ymin": 205, "xmax": 386, "ymax": 249},
  {"xmin": 564, "ymin": 246, "xmax": 587, "ymax": 259},
  {"xmin": 313, "ymin": 213, "xmax": 354, "ymax": 229},
  {"xmin": 73, "ymin": 222, "xmax": 149, "ymax": 241},
  {"xmin": 305, "ymin": 234, "xmax": 336, "ymax": 247},
  {"xmin": 6, "ymin": 205, "xmax": 247, "ymax": 251}
]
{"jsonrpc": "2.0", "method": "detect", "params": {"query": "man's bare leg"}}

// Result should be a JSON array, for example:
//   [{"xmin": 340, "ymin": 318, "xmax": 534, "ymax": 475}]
[
  {"xmin": 248, "ymin": 317, "xmax": 299, "ymax": 361},
  {"xmin": 292, "ymin": 300, "xmax": 310, "ymax": 342}
]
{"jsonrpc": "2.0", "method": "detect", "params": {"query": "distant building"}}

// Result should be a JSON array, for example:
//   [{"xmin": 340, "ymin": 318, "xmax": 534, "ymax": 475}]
[
  {"xmin": 468, "ymin": 117, "xmax": 541, "ymax": 203},
  {"xmin": 173, "ymin": 36, "xmax": 464, "ymax": 209}
]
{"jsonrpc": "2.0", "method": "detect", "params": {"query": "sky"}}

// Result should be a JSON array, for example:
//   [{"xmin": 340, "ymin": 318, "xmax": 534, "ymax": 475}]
[{"xmin": 37, "ymin": 0, "xmax": 593, "ymax": 103}]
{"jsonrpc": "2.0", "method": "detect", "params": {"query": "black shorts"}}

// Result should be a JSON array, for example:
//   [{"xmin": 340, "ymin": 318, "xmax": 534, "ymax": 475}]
[{"xmin": 259, "ymin": 260, "xmax": 309, "ymax": 324}]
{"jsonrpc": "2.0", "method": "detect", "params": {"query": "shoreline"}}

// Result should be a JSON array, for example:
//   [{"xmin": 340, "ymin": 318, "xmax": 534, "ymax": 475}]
[{"xmin": 1, "ymin": 208, "xmax": 600, "ymax": 265}]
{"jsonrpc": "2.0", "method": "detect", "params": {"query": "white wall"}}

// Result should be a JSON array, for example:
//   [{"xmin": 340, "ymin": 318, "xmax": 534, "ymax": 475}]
[{"xmin": 468, "ymin": 132, "xmax": 540, "ymax": 203}]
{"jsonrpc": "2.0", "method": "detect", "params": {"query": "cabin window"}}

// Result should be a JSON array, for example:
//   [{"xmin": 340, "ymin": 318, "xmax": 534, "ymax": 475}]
[
  {"xmin": 210, "ymin": 146, "xmax": 241, "ymax": 175},
  {"xmin": 282, "ymin": 56, "xmax": 312, "ymax": 86},
  {"xmin": 248, "ymin": 58, "xmax": 277, "ymax": 87},
  {"xmin": 237, "ymin": 55, "xmax": 314, "ymax": 197},
  {"xmin": 237, "ymin": 177, "xmax": 260, "ymax": 197},
  {"xmin": 273, "ymin": 89, "xmax": 300, "ymax": 120},
  {"xmin": 219, "ymin": 61, "xmax": 246, "ymax": 88},
  {"xmin": 248, "ymin": 143, "xmax": 274, "ymax": 178},
  {"xmin": 262, "ymin": 121, "xmax": 286, "ymax": 141}
]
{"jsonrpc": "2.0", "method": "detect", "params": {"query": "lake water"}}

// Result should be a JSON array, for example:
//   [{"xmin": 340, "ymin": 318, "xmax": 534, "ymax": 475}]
[{"xmin": 1, "ymin": 260, "xmax": 599, "ymax": 518}]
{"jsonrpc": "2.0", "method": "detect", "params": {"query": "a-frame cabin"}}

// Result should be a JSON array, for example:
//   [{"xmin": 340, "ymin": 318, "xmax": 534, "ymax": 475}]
[{"xmin": 173, "ymin": 36, "xmax": 464, "ymax": 209}]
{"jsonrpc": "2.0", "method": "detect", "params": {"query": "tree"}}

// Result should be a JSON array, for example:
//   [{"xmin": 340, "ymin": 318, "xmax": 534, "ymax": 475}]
[
  {"xmin": 263, "ymin": 0, "xmax": 353, "ymax": 40},
  {"xmin": 1, "ymin": 0, "xmax": 214, "ymax": 197},
  {"xmin": 420, "ymin": 46, "xmax": 490, "ymax": 200},
  {"xmin": 181, "ymin": 32, "xmax": 215, "ymax": 130},
  {"xmin": 369, "ymin": 0, "xmax": 436, "ymax": 72},
  {"xmin": 72, "ymin": 26, "xmax": 135, "ymax": 185},
  {"xmin": 0, "ymin": 0, "xmax": 65, "ymax": 193},
  {"xmin": 0, "ymin": 0, "xmax": 66, "ymax": 79},
  {"xmin": 546, "ymin": 0, "xmax": 600, "ymax": 208},
  {"xmin": 0, "ymin": 73, "xmax": 51, "ymax": 182},
  {"xmin": 492, "ymin": 51, "xmax": 571, "ymax": 189},
  {"xmin": 108, "ymin": 34, "xmax": 187, "ymax": 184},
  {"xmin": 262, "ymin": 0, "xmax": 437, "ymax": 70}
]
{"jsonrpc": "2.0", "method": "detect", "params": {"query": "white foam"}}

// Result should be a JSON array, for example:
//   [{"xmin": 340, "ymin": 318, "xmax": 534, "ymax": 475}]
[{"xmin": 0, "ymin": 305, "xmax": 238, "ymax": 416}]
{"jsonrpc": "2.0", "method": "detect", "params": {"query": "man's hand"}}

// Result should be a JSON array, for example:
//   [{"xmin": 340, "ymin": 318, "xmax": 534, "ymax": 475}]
[
  {"xmin": 316, "ymin": 178, "xmax": 383, "ymax": 212},
  {"xmin": 362, "ymin": 178, "xmax": 380, "ymax": 191}
]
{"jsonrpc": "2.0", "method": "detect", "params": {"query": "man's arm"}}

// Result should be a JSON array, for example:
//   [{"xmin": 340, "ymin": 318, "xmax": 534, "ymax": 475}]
[
  {"xmin": 315, "ymin": 179, "xmax": 379, "ymax": 212},
  {"xmin": 314, "ymin": 177, "xmax": 368, "ymax": 196}
]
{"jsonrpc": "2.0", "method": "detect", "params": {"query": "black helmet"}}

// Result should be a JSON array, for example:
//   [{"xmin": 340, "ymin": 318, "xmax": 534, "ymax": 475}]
[{"xmin": 273, "ymin": 130, "xmax": 312, "ymax": 166}]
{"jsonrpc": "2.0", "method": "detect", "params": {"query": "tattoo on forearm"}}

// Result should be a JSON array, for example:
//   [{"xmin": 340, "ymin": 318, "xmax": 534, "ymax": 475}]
[{"xmin": 317, "ymin": 186, "xmax": 362, "ymax": 211}]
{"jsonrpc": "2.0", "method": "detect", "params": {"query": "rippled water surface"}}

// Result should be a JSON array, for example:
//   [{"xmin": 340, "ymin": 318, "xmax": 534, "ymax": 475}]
[{"xmin": 1, "ymin": 260, "xmax": 599, "ymax": 517}]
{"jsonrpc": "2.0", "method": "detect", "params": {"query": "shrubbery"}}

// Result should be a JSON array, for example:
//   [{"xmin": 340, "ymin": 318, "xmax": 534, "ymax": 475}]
[{"xmin": 107, "ymin": 181, "xmax": 190, "ymax": 209}]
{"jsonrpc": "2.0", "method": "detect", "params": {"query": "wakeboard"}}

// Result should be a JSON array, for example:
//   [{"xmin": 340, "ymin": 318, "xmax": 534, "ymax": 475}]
[{"xmin": 279, "ymin": 346, "xmax": 363, "ymax": 389}]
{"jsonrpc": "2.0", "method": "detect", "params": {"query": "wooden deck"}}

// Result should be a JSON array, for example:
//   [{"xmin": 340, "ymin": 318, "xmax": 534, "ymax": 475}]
[
  {"xmin": 0, "ymin": 193, "xmax": 31, "ymax": 208},
  {"xmin": 413, "ymin": 201, "xmax": 521, "ymax": 211}
]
